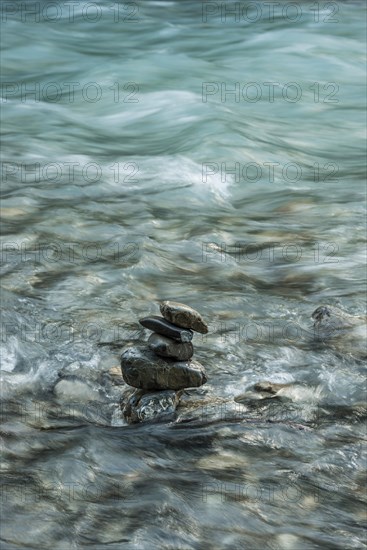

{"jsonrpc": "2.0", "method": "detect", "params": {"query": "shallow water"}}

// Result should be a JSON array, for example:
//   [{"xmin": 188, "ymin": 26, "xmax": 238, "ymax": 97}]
[{"xmin": 1, "ymin": 1, "xmax": 366, "ymax": 549}]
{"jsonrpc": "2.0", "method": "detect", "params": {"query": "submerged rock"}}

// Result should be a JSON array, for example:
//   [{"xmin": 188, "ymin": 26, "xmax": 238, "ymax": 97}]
[
  {"xmin": 254, "ymin": 381, "xmax": 294, "ymax": 394},
  {"xmin": 120, "ymin": 346, "xmax": 207, "ymax": 390},
  {"xmin": 107, "ymin": 366, "xmax": 125, "ymax": 385},
  {"xmin": 160, "ymin": 301, "xmax": 208, "ymax": 334},
  {"xmin": 123, "ymin": 389, "xmax": 181, "ymax": 424},
  {"xmin": 312, "ymin": 305, "xmax": 367, "ymax": 338},
  {"xmin": 148, "ymin": 333, "xmax": 194, "ymax": 361},
  {"xmin": 311, "ymin": 305, "xmax": 367, "ymax": 358},
  {"xmin": 139, "ymin": 316, "xmax": 193, "ymax": 342}
]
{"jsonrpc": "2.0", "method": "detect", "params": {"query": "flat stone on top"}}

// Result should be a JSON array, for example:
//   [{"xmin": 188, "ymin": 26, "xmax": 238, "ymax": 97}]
[{"xmin": 160, "ymin": 301, "xmax": 208, "ymax": 334}]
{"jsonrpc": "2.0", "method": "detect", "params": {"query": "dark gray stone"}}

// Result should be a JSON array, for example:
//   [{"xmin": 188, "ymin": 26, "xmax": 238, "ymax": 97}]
[
  {"xmin": 160, "ymin": 301, "xmax": 208, "ymax": 334},
  {"xmin": 139, "ymin": 315, "xmax": 193, "ymax": 342},
  {"xmin": 120, "ymin": 346, "xmax": 207, "ymax": 390},
  {"xmin": 148, "ymin": 333, "xmax": 194, "ymax": 360}
]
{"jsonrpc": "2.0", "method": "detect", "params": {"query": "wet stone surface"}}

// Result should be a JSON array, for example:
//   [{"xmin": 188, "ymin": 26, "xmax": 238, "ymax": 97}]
[
  {"xmin": 123, "ymin": 389, "xmax": 181, "ymax": 424},
  {"xmin": 139, "ymin": 315, "xmax": 193, "ymax": 342},
  {"xmin": 160, "ymin": 301, "xmax": 208, "ymax": 334},
  {"xmin": 120, "ymin": 346, "xmax": 207, "ymax": 390},
  {"xmin": 148, "ymin": 333, "xmax": 194, "ymax": 361}
]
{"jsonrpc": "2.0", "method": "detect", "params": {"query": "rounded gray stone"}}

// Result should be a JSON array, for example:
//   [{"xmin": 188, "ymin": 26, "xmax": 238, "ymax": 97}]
[
  {"xmin": 148, "ymin": 333, "xmax": 194, "ymax": 361},
  {"xmin": 120, "ymin": 345, "xmax": 207, "ymax": 390},
  {"xmin": 160, "ymin": 301, "xmax": 208, "ymax": 334}
]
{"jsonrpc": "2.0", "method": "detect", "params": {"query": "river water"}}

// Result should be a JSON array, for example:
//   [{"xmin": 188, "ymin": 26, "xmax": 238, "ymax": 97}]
[{"xmin": 1, "ymin": 1, "xmax": 366, "ymax": 549}]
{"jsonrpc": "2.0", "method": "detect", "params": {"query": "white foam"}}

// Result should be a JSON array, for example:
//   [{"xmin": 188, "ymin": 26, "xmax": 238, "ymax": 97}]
[
  {"xmin": 54, "ymin": 378, "xmax": 102, "ymax": 402},
  {"xmin": 140, "ymin": 155, "xmax": 232, "ymax": 200},
  {"xmin": 0, "ymin": 338, "xmax": 18, "ymax": 372}
]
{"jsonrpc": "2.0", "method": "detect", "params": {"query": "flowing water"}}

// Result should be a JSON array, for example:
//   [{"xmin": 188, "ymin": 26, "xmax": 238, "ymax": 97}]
[{"xmin": 1, "ymin": 1, "xmax": 366, "ymax": 548}]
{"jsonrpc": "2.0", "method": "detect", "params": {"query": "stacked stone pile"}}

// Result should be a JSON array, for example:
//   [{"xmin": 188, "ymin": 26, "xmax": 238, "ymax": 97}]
[{"xmin": 120, "ymin": 301, "xmax": 208, "ymax": 422}]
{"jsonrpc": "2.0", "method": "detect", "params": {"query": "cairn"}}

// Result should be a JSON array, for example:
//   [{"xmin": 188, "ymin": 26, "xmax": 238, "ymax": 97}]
[{"xmin": 120, "ymin": 301, "xmax": 208, "ymax": 423}]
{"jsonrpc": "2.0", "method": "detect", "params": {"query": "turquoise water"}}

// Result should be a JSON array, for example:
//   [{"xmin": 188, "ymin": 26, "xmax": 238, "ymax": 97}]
[{"xmin": 1, "ymin": 1, "xmax": 366, "ymax": 549}]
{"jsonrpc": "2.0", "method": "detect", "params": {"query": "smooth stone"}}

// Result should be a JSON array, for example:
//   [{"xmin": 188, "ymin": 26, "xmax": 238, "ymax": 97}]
[
  {"xmin": 139, "ymin": 315, "xmax": 193, "ymax": 342},
  {"xmin": 123, "ymin": 389, "xmax": 181, "ymax": 424},
  {"xmin": 120, "ymin": 346, "xmax": 207, "ymax": 390},
  {"xmin": 148, "ymin": 333, "xmax": 194, "ymax": 361},
  {"xmin": 160, "ymin": 301, "xmax": 208, "ymax": 334}
]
